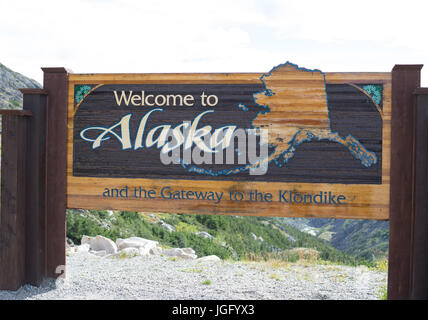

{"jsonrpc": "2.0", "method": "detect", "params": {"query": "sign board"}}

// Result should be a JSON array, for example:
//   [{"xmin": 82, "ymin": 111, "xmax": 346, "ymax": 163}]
[{"xmin": 67, "ymin": 62, "xmax": 390, "ymax": 219}]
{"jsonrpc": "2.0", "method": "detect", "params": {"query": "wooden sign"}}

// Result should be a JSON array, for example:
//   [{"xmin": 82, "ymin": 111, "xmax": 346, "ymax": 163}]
[
  {"xmin": 67, "ymin": 62, "xmax": 391, "ymax": 220},
  {"xmin": 3, "ymin": 63, "xmax": 426, "ymax": 298}
]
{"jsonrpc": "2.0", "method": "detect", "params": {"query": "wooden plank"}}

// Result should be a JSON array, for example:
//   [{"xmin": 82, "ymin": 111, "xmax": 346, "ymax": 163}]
[
  {"xmin": 42, "ymin": 67, "xmax": 69, "ymax": 279},
  {"xmin": 68, "ymin": 71, "xmax": 391, "ymax": 85},
  {"xmin": 67, "ymin": 177, "xmax": 389, "ymax": 220},
  {"xmin": 19, "ymin": 88, "xmax": 48, "ymax": 95},
  {"xmin": 0, "ymin": 110, "xmax": 32, "ymax": 116},
  {"xmin": 388, "ymin": 64, "xmax": 423, "ymax": 300},
  {"xmin": 0, "ymin": 115, "xmax": 27, "ymax": 290},
  {"xmin": 411, "ymin": 90, "xmax": 428, "ymax": 299},
  {"xmin": 23, "ymin": 92, "xmax": 47, "ymax": 286}
]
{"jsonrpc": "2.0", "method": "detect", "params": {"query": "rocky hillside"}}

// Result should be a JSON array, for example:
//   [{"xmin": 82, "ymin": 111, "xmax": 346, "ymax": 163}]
[
  {"xmin": 278, "ymin": 218, "xmax": 389, "ymax": 261},
  {"xmin": 0, "ymin": 62, "xmax": 41, "ymax": 109}
]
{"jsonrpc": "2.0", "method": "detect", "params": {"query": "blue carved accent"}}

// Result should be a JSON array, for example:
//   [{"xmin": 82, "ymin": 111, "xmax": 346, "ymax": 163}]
[
  {"xmin": 75, "ymin": 85, "xmax": 94, "ymax": 105},
  {"xmin": 363, "ymin": 84, "xmax": 382, "ymax": 105}
]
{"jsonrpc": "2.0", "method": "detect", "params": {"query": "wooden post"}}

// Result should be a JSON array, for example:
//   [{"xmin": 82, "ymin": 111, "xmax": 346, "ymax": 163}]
[
  {"xmin": 42, "ymin": 68, "xmax": 70, "ymax": 278},
  {"xmin": 21, "ymin": 89, "xmax": 48, "ymax": 286},
  {"xmin": 0, "ymin": 110, "xmax": 32, "ymax": 290},
  {"xmin": 411, "ymin": 88, "xmax": 428, "ymax": 299},
  {"xmin": 0, "ymin": 68, "xmax": 69, "ymax": 289},
  {"xmin": 388, "ymin": 64, "xmax": 423, "ymax": 299}
]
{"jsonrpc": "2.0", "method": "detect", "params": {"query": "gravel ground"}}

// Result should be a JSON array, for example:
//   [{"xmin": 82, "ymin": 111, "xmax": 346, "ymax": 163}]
[{"xmin": 0, "ymin": 253, "xmax": 387, "ymax": 300}]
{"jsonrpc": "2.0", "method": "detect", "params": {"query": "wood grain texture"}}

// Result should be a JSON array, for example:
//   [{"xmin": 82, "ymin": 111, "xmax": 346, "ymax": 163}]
[
  {"xmin": 411, "ymin": 90, "xmax": 428, "ymax": 299},
  {"xmin": 67, "ymin": 67, "xmax": 391, "ymax": 220},
  {"xmin": 72, "ymin": 82, "xmax": 384, "ymax": 184},
  {"xmin": 0, "ymin": 115, "xmax": 27, "ymax": 290},
  {"xmin": 43, "ymin": 68, "xmax": 68, "ymax": 279},
  {"xmin": 388, "ymin": 65, "xmax": 422, "ymax": 300},
  {"xmin": 23, "ymin": 92, "xmax": 47, "ymax": 286},
  {"xmin": 0, "ymin": 110, "xmax": 32, "ymax": 116}
]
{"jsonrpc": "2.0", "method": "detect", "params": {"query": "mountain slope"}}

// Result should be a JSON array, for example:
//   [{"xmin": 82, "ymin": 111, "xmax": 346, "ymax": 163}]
[
  {"xmin": 279, "ymin": 218, "xmax": 389, "ymax": 261},
  {"xmin": 0, "ymin": 62, "xmax": 41, "ymax": 109},
  {"xmin": 309, "ymin": 218, "xmax": 388, "ymax": 261}
]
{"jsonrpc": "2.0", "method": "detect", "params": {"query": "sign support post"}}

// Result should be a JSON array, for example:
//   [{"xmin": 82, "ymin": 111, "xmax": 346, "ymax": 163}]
[
  {"xmin": 388, "ymin": 64, "xmax": 423, "ymax": 299},
  {"xmin": 21, "ymin": 89, "xmax": 48, "ymax": 286},
  {"xmin": 42, "ymin": 67, "xmax": 70, "ymax": 278},
  {"xmin": 411, "ymin": 88, "xmax": 428, "ymax": 299},
  {"xmin": 0, "ymin": 89, "xmax": 50, "ymax": 289},
  {"xmin": 0, "ymin": 110, "xmax": 31, "ymax": 290}
]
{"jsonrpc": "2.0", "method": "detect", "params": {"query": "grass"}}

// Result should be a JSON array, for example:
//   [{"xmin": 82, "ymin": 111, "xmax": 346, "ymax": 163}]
[
  {"xmin": 269, "ymin": 273, "xmax": 281, "ymax": 281},
  {"xmin": 373, "ymin": 258, "xmax": 388, "ymax": 272},
  {"xmin": 331, "ymin": 273, "xmax": 347, "ymax": 283},
  {"xmin": 114, "ymin": 251, "xmax": 138, "ymax": 259},
  {"xmin": 323, "ymin": 265, "xmax": 343, "ymax": 272},
  {"xmin": 240, "ymin": 253, "xmax": 361, "ymax": 273},
  {"xmin": 201, "ymin": 279, "xmax": 211, "ymax": 285},
  {"xmin": 372, "ymin": 259, "xmax": 388, "ymax": 300},
  {"xmin": 296, "ymin": 271, "xmax": 313, "ymax": 282},
  {"xmin": 318, "ymin": 231, "xmax": 334, "ymax": 242},
  {"xmin": 377, "ymin": 284, "xmax": 388, "ymax": 300},
  {"xmin": 180, "ymin": 267, "xmax": 203, "ymax": 273},
  {"xmin": 242, "ymin": 258, "xmax": 291, "ymax": 273},
  {"xmin": 242, "ymin": 248, "xmax": 363, "ymax": 269},
  {"xmin": 267, "ymin": 259, "xmax": 291, "ymax": 270}
]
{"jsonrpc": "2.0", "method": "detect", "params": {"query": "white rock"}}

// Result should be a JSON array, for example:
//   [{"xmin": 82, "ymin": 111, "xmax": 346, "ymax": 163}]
[
  {"xmin": 81, "ymin": 235, "xmax": 94, "ymax": 245},
  {"xmin": 84, "ymin": 235, "xmax": 117, "ymax": 254},
  {"xmin": 100, "ymin": 222, "xmax": 111, "ymax": 230},
  {"xmin": 197, "ymin": 255, "xmax": 221, "ymax": 262},
  {"xmin": 91, "ymin": 250, "xmax": 107, "ymax": 257},
  {"xmin": 66, "ymin": 247, "xmax": 76, "ymax": 254},
  {"xmin": 116, "ymin": 237, "xmax": 159, "ymax": 255},
  {"xmin": 163, "ymin": 248, "xmax": 197, "ymax": 259},
  {"xmin": 160, "ymin": 221, "xmax": 175, "ymax": 232},
  {"xmin": 148, "ymin": 246, "xmax": 163, "ymax": 256},
  {"xmin": 163, "ymin": 248, "xmax": 183, "ymax": 256},
  {"xmin": 76, "ymin": 243, "xmax": 90, "ymax": 253},
  {"xmin": 138, "ymin": 247, "xmax": 149, "ymax": 256},
  {"xmin": 182, "ymin": 248, "xmax": 196, "ymax": 255},
  {"xmin": 250, "ymin": 232, "xmax": 263, "ymax": 242},
  {"xmin": 195, "ymin": 231, "xmax": 214, "ymax": 240}
]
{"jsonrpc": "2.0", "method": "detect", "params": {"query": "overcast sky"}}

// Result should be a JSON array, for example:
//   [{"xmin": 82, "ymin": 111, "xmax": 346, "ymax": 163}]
[{"xmin": 1, "ymin": 0, "xmax": 427, "ymax": 85}]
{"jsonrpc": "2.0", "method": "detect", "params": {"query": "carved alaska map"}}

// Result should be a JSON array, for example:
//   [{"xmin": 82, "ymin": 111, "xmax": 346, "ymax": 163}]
[{"xmin": 251, "ymin": 62, "xmax": 379, "ymax": 169}]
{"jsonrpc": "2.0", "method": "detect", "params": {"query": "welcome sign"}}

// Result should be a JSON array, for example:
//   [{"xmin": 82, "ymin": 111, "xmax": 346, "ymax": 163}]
[{"xmin": 67, "ymin": 62, "xmax": 390, "ymax": 219}]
